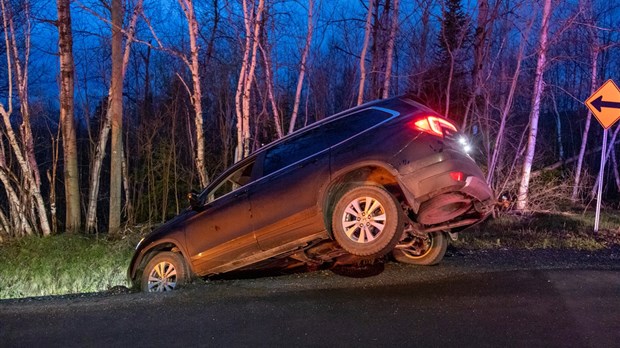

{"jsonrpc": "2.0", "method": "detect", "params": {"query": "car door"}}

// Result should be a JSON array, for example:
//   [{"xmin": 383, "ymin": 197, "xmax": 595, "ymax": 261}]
[
  {"xmin": 249, "ymin": 131, "xmax": 331, "ymax": 251},
  {"xmin": 184, "ymin": 160, "xmax": 259, "ymax": 275}
]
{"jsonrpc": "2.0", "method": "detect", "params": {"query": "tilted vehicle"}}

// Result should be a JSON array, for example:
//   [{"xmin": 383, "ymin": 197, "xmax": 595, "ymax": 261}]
[{"xmin": 129, "ymin": 96, "xmax": 494, "ymax": 292}]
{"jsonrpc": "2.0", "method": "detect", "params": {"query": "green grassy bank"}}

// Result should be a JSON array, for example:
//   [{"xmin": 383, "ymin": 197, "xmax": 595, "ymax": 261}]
[
  {"xmin": 454, "ymin": 210, "xmax": 620, "ymax": 250},
  {"xmin": 0, "ymin": 210, "xmax": 618, "ymax": 300},
  {"xmin": 0, "ymin": 234, "xmax": 137, "ymax": 300}
]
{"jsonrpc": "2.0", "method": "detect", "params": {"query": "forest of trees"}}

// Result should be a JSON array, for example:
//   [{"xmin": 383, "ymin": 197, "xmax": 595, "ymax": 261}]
[{"xmin": 0, "ymin": 0, "xmax": 619, "ymax": 239}]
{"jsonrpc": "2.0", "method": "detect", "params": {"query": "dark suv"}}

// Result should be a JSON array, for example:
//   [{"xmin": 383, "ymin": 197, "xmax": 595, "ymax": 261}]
[{"xmin": 129, "ymin": 96, "xmax": 494, "ymax": 292}]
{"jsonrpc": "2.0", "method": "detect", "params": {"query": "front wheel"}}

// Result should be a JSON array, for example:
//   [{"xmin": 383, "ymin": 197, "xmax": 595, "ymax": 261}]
[
  {"xmin": 392, "ymin": 231, "xmax": 447, "ymax": 265},
  {"xmin": 141, "ymin": 251, "xmax": 189, "ymax": 292},
  {"xmin": 331, "ymin": 185, "xmax": 403, "ymax": 258}
]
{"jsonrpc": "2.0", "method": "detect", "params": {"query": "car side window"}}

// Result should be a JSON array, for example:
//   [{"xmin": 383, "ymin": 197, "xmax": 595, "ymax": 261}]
[
  {"xmin": 263, "ymin": 130, "xmax": 323, "ymax": 175},
  {"xmin": 207, "ymin": 161, "xmax": 255, "ymax": 203},
  {"xmin": 263, "ymin": 109, "xmax": 393, "ymax": 175}
]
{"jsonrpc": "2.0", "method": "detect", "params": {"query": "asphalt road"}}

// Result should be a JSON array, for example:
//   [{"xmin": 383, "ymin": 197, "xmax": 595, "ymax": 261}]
[{"xmin": 1, "ymin": 249, "xmax": 619, "ymax": 347}]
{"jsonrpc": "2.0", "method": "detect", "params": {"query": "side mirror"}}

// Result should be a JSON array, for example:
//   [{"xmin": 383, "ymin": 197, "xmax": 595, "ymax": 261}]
[{"xmin": 187, "ymin": 190, "xmax": 201, "ymax": 210}]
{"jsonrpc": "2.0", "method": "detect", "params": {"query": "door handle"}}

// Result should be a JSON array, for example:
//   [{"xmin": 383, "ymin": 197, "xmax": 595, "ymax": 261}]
[
  {"xmin": 234, "ymin": 190, "xmax": 248, "ymax": 198},
  {"xmin": 296, "ymin": 158, "xmax": 319, "ymax": 168}
]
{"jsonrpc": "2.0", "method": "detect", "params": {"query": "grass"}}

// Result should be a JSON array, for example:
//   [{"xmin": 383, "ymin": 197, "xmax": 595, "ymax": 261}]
[
  {"xmin": 0, "ymin": 234, "xmax": 137, "ymax": 300},
  {"xmin": 0, "ymin": 209, "xmax": 618, "ymax": 300},
  {"xmin": 454, "ymin": 209, "xmax": 620, "ymax": 250}
]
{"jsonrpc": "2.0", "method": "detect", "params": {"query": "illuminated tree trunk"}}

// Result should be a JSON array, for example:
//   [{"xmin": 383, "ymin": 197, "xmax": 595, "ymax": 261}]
[
  {"xmin": 516, "ymin": 0, "xmax": 552, "ymax": 210},
  {"xmin": 56, "ymin": 0, "xmax": 80, "ymax": 233},
  {"xmin": 85, "ymin": 1, "xmax": 141, "ymax": 233},
  {"xmin": 357, "ymin": 0, "xmax": 375, "ymax": 105},
  {"xmin": 382, "ymin": 0, "xmax": 399, "ymax": 99},
  {"xmin": 259, "ymin": 39, "xmax": 284, "ymax": 138},
  {"xmin": 288, "ymin": 0, "xmax": 314, "ymax": 134},
  {"xmin": 108, "ymin": 0, "xmax": 124, "ymax": 233},
  {"xmin": 235, "ymin": 0, "xmax": 265, "ymax": 161},
  {"xmin": 0, "ymin": 0, "xmax": 50, "ymax": 236},
  {"xmin": 179, "ymin": 0, "xmax": 208, "ymax": 187}
]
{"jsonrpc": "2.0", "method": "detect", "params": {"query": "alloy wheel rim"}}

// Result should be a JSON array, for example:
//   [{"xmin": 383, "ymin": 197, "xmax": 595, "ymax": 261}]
[
  {"xmin": 341, "ymin": 196, "xmax": 386, "ymax": 244},
  {"xmin": 147, "ymin": 261, "xmax": 178, "ymax": 292}
]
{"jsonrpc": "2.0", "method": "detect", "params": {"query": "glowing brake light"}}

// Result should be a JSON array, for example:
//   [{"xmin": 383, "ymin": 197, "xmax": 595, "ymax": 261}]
[
  {"xmin": 412, "ymin": 116, "xmax": 458, "ymax": 137},
  {"xmin": 450, "ymin": 171, "xmax": 464, "ymax": 181}
]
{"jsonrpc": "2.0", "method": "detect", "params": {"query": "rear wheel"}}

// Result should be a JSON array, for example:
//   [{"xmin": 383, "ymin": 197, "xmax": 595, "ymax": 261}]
[
  {"xmin": 392, "ymin": 231, "xmax": 447, "ymax": 265},
  {"xmin": 141, "ymin": 251, "xmax": 189, "ymax": 292},
  {"xmin": 331, "ymin": 185, "xmax": 403, "ymax": 258}
]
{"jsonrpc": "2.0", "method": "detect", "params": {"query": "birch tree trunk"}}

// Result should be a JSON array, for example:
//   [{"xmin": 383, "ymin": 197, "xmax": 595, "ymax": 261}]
[
  {"xmin": 85, "ymin": 1, "xmax": 141, "ymax": 233},
  {"xmin": 7, "ymin": 5, "xmax": 39, "ymax": 190},
  {"xmin": 56, "ymin": 0, "xmax": 80, "ymax": 232},
  {"xmin": 108, "ymin": 0, "xmax": 124, "ymax": 233},
  {"xmin": 0, "ymin": 0, "xmax": 50, "ymax": 236},
  {"xmin": 357, "ymin": 0, "xmax": 375, "ymax": 106},
  {"xmin": 121, "ymin": 144, "xmax": 133, "ymax": 224},
  {"xmin": 382, "ymin": 0, "xmax": 399, "ymax": 99},
  {"xmin": 179, "ymin": 0, "xmax": 208, "ymax": 187},
  {"xmin": 571, "ymin": 3, "xmax": 598, "ymax": 201},
  {"xmin": 235, "ymin": 0, "xmax": 265, "ymax": 161},
  {"xmin": 259, "ymin": 40, "xmax": 284, "ymax": 138},
  {"xmin": 288, "ymin": 0, "xmax": 314, "ymax": 134},
  {"xmin": 516, "ymin": 0, "xmax": 552, "ymax": 210},
  {"xmin": 235, "ymin": 0, "xmax": 253, "ymax": 162}
]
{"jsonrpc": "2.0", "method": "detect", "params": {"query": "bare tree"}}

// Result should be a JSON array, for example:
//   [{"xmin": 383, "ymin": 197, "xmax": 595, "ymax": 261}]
[
  {"xmin": 235, "ymin": 0, "xmax": 265, "ymax": 161},
  {"xmin": 461, "ymin": 0, "xmax": 499, "ymax": 129},
  {"xmin": 179, "ymin": 0, "xmax": 209, "ymax": 187},
  {"xmin": 0, "ymin": 0, "xmax": 50, "ymax": 236},
  {"xmin": 108, "ymin": 0, "xmax": 124, "ymax": 233},
  {"xmin": 571, "ymin": 0, "xmax": 598, "ymax": 202},
  {"xmin": 516, "ymin": 0, "xmax": 553, "ymax": 210},
  {"xmin": 437, "ymin": 0, "xmax": 471, "ymax": 118},
  {"xmin": 357, "ymin": 0, "xmax": 375, "ymax": 105},
  {"xmin": 487, "ymin": 14, "xmax": 534, "ymax": 188},
  {"xmin": 85, "ymin": 0, "xmax": 142, "ymax": 233},
  {"xmin": 288, "ymin": 0, "xmax": 314, "ymax": 134},
  {"xmin": 259, "ymin": 34, "xmax": 284, "ymax": 138},
  {"xmin": 56, "ymin": 0, "xmax": 80, "ymax": 232},
  {"xmin": 382, "ymin": 0, "xmax": 399, "ymax": 99},
  {"xmin": 140, "ymin": 0, "xmax": 210, "ymax": 186}
]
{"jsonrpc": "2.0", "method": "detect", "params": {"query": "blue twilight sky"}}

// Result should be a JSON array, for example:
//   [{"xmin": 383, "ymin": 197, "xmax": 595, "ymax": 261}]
[{"xmin": 23, "ymin": 0, "xmax": 447, "ymax": 112}]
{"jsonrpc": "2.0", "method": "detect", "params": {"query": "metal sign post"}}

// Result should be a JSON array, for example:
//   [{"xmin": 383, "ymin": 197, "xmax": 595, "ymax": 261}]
[
  {"xmin": 594, "ymin": 129, "xmax": 607, "ymax": 233},
  {"xmin": 585, "ymin": 79, "xmax": 620, "ymax": 233}
]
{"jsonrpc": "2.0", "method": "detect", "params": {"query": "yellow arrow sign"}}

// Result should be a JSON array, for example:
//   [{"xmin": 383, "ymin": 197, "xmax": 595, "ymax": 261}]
[{"xmin": 585, "ymin": 79, "xmax": 620, "ymax": 129}]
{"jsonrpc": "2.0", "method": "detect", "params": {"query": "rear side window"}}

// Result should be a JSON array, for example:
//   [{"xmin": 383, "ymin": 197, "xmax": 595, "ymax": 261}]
[{"xmin": 263, "ymin": 108, "xmax": 393, "ymax": 175}]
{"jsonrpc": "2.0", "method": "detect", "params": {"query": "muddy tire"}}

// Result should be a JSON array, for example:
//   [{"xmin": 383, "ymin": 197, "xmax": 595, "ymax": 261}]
[{"xmin": 141, "ymin": 251, "xmax": 189, "ymax": 292}]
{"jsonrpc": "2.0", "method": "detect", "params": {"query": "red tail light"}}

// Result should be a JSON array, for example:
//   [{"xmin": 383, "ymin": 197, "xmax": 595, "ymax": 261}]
[
  {"xmin": 411, "ymin": 116, "xmax": 457, "ymax": 137},
  {"xmin": 450, "ymin": 171, "xmax": 464, "ymax": 181}
]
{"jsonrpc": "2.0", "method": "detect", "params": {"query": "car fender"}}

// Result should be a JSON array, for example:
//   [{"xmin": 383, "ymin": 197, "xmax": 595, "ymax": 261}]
[{"xmin": 128, "ymin": 234, "xmax": 193, "ymax": 281}]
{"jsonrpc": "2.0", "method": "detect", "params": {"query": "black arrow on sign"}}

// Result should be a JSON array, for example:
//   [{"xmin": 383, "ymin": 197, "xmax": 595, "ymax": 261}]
[{"xmin": 590, "ymin": 95, "xmax": 620, "ymax": 112}]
